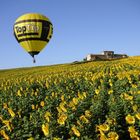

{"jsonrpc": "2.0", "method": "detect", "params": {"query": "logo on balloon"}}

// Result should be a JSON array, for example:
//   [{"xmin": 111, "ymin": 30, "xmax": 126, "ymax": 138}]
[{"xmin": 15, "ymin": 23, "xmax": 40, "ymax": 34}]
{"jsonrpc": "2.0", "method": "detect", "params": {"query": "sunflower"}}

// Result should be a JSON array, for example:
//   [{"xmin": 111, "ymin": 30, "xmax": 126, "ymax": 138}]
[
  {"xmin": 97, "ymin": 123, "xmax": 110, "ymax": 132},
  {"xmin": 71, "ymin": 125, "xmax": 80, "ymax": 137},
  {"xmin": 7, "ymin": 108, "xmax": 15, "ymax": 117},
  {"xmin": 0, "ymin": 130, "xmax": 10, "ymax": 140},
  {"xmin": 125, "ymin": 114, "xmax": 135, "ymax": 124},
  {"xmin": 128, "ymin": 126, "xmax": 138, "ymax": 135},
  {"xmin": 108, "ymin": 131, "xmax": 119, "ymax": 140},
  {"xmin": 42, "ymin": 123, "xmax": 49, "ymax": 136},
  {"xmin": 57, "ymin": 113, "xmax": 67, "ymax": 125},
  {"xmin": 135, "ymin": 113, "xmax": 140, "ymax": 120},
  {"xmin": 40, "ymin": 101, "xmax": 45, "ymax": 107}
]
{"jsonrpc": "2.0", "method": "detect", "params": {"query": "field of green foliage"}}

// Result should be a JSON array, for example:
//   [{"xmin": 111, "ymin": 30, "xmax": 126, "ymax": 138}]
[{"xmin": 0, "ymin": 57, "xmax": 140, "ymax": 140}]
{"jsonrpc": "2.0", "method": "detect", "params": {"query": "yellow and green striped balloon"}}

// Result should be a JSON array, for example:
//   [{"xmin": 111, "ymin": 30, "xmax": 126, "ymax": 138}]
[{"xmin": 13, "ymin": 13, "xmax": 53, "ymax": 63}]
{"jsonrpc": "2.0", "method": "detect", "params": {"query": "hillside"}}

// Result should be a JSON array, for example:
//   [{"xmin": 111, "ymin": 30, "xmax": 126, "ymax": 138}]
[{"xmin": 0, "ymin": 56, "xmax": 140, "ymax": 140}]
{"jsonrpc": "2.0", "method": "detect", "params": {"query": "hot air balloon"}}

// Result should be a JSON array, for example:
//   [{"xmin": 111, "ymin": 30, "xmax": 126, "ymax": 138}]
[{"xmin": 13, "ymin": 13, "xmax": 53, "ymax": 63}]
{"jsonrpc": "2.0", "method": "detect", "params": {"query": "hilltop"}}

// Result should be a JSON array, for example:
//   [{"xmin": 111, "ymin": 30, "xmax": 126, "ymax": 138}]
[{"xmin": 0, "ymin": 55, "xmax": 134, "ymax": 74}]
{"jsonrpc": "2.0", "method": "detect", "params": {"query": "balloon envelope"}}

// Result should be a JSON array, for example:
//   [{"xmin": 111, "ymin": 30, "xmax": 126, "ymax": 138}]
[{"xmin": 13, "ymin": 13, "xmax": 53, "ymax": 60}]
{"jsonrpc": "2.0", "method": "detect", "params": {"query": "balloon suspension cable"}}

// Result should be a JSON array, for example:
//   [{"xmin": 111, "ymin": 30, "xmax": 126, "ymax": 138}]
[{"xmin": 33, "ymin": 56, "xmax": 36, "ymax": 63}]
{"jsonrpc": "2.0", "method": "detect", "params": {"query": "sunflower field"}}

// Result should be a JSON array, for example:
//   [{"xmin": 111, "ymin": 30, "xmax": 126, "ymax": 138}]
[{"xmin": 0, "ymin": 57, "xmax": 140, "ymax": 140}]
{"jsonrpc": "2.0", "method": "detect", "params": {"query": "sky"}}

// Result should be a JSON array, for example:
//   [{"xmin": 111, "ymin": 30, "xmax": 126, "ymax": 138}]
[{"xmin": 0, "ymin": 0, "xmax": 140, "ymax": 69}]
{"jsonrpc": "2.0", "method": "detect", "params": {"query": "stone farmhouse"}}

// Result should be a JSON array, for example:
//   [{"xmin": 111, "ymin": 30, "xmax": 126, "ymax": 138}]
[{"xmin": 85, "ymin": 51, "xmax": 128, "ymax": 61}]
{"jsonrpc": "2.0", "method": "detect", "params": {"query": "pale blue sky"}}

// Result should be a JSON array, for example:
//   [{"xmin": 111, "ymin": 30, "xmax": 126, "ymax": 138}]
[{"xmin": 0, "ymin": 0, "xmax": 140, "ymax": 69}]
